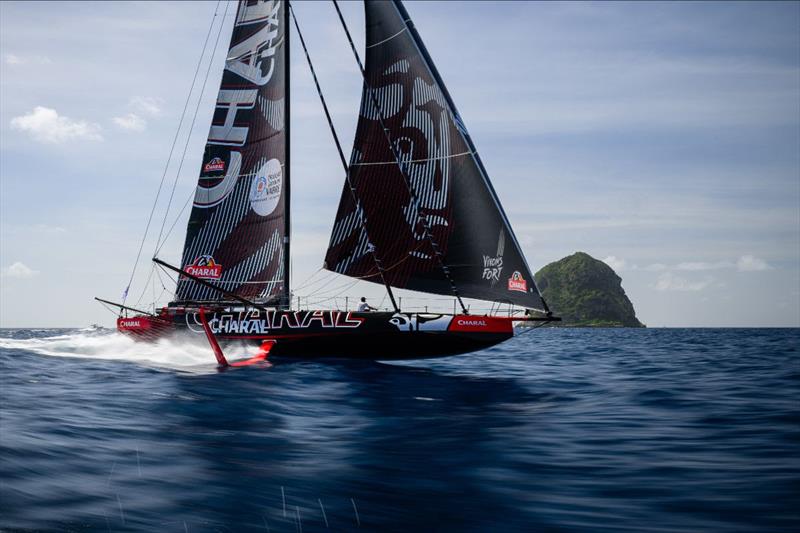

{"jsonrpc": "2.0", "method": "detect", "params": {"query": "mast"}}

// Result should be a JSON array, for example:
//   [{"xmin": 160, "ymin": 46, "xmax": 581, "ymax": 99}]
[{"xmin": 283, "ymin": 0, "xmax": 291, "ymax": 310}]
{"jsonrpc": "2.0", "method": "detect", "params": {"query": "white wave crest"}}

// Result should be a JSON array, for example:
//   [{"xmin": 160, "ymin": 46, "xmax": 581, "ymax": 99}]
[{"xmin": 0, "ymin": 330, "xmax": 258, "ymax": 370}]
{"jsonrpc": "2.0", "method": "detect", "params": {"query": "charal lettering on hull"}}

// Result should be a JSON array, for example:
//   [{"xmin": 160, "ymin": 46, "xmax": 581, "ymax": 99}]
[{"xmin": 185, "ymin": 310, "xmax": 364, "ymax": 335}]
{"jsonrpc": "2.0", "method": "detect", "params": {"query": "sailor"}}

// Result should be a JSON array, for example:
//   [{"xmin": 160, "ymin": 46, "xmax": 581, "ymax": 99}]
[{"xmin": 357, "ymin": 297, "xmax": 376, "ymax": 312}]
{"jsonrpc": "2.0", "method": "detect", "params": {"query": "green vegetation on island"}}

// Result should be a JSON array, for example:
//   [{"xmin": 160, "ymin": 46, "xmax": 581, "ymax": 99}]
[{"xmin": 534, "ymin": 252, "xmax": 645, "ymax": 327}]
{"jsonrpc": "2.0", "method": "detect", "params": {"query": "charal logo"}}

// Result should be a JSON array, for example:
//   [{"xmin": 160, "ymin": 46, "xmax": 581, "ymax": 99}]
[
  {"xmin": 457, "ymin": 319, "xmax": 487, "ymax": 327},
  {"xmin": 203, "ymin": 157, "xmax": 226, "ymax": 173},
  {"xmin": 507, "ymin": 271, "xmax": 528, "ymax": 292},
  {"xmin": 185, "ymin": 255, "xmax": 222, "ymax": 279}
]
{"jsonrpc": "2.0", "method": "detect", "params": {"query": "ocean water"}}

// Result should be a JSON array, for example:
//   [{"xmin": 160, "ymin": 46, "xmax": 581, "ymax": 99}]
[{"xmin": 0, "ymin": 327, "xmax": 797, "ymax": 532}]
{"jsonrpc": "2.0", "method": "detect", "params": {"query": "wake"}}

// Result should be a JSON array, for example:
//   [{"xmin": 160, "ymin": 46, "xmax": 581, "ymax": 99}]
[{"xmin": 0, "ymin": 328, "xmax": 255, "ymax": 370}]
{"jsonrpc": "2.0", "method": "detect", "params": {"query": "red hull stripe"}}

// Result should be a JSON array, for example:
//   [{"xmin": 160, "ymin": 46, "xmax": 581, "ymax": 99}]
[{"xmin": 447, "ymin": 315, "xmax": 514, "ymax": 334}]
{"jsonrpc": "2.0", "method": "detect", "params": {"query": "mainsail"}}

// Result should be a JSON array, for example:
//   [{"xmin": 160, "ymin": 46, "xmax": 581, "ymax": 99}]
[
  {"xmin": 175, "ymin": 0, "xmax": 289, "ymax": 304},
  {"xmin": 324, "ymin": 0, "xmax": 546, "ymax": 311}
]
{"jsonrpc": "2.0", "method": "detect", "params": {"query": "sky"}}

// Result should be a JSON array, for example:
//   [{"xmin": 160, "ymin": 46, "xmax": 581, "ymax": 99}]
[{"xmin": 1, "ymin": 1, "xmax": 798, "ymax": 328}]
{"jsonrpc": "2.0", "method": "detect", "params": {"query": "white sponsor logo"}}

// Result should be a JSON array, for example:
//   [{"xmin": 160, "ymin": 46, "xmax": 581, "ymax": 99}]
[
  {"xmin": 249, "ymin": 158, "xmax": 282, "ymax": 216},
  {"xmin": 457, "ymin": 319, "xmax": 487, "ymax": 327},
  {"xmin": 187, "ymin": 310, "xmax": 363, "ymax": 334},
  {"xmin": 482, "ymin": 230, "xmax": 506, "ymax": 285},
  {"xmin": 482, "ymin": 255, "xmax": 503, "ymax": 282}
]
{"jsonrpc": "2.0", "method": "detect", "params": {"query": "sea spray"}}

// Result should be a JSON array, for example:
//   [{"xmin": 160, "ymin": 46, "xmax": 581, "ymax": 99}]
[{"xmin": 0, "ymin": 329, "xmax": 257, "ymax": 370}]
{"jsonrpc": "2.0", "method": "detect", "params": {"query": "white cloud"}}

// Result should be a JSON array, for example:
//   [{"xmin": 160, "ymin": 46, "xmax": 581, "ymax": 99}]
[
  {"xmin": 736, "ymin": 255, "xmax": 772, "ymax": 272},
  {"xmin": 654, "ymin": 273, "xmax": 714, "ymax": 292},
  {"xmin": 4, "ymin": 223, "xmax": 67, "ymax": 234},
  {"xmin": 10, "ymin": 106, "xmax": 103, "ymax": 143},
  {"xmin": 643, "ymin": 258, "xmax": 772, "ymax": 273},
  {"xmin": 112, "ymin": 96, "xmax": 162, "ymax": 132},
  {"xmin": 129, "ymin": 96, "xmax": 163, "ymax": 117},
  {"xmin": 675, "ymin": 261, "xmax": 733, "ymax": 271},
  {"xmin": 603, "ymin": 256, "xmax": 627, "ymax": 273},
  {"xmin": 4, "ymin": 53, "xmax": 23, "ymax": 65},
  {"xmin": 1, "ymin": 262, "xmax": 39, "ymax": 279},
  {"xmin": 4, "ymin": 53, "xmax": 50, "ymax": 65},
  {"xmin": 113, "ymin": 112, "xmax": 147, "ymax": 131},
  {"xmin": 31, "ymin": 224, "xmax": 66, "ymax": 234}
]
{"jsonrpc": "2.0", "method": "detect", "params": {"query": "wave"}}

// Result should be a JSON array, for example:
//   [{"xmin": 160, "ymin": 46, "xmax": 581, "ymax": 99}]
[{"xmin": 0, "ymin": 329, "xmax": 257, "ymax": 370}]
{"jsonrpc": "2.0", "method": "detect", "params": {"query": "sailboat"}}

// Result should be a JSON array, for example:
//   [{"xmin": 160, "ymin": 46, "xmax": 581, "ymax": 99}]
[{"xmin": 97, "ymin": 0, "xmax": 558, "ymax": 361}]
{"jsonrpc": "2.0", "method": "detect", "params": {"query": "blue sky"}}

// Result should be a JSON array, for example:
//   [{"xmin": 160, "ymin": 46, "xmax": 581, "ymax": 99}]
[{"xmin": 1, "ymin": 1, "xmax": 798, "ymax": 327}]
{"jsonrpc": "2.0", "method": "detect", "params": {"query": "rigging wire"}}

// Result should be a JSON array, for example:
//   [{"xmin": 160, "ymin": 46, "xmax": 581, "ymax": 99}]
[
  {"xmin": 154, "ymin": 0, "xmax": 231, "ymax": 256},
  {"xmin": 331, "ymin": 0, "xmax": 468, "ymax": 315},
  {"xmin": 122, "ymin": 0, "xmax": 222, "ymax": 310},
  {"xmin": 294, "ymin": 244, "xmax": 422, "ymax": 299},
  {"xmin": 133, "ymin": 266, "xmax": 155, "ymax": 308},
  {"xmin": 291, "ymin": 267, "xmax": 326, "ymax": 292},
  {"xmin": 153, "ymin": 186, "xmax": 195, "ymax": 257},
  {"xmin": 289, "ymin": 3, "xmax": 400, "ymax": 313}
]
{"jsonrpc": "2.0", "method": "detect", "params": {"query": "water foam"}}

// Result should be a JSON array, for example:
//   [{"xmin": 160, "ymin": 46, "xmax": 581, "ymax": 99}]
[{"xmin": 0, "ymin": 329, "xmax": 256, "ymax": 370}]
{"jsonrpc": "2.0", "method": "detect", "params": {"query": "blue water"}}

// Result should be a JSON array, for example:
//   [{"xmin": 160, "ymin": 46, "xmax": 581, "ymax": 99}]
[{"xmin": 1, "ymin": 328, "xmax": 798, "ymax": 532}]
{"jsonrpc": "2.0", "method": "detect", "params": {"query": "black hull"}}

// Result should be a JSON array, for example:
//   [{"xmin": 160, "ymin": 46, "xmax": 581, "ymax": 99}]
[
  {"xmin": 119, "ymin": 309, "xmax": 517, "ymax": 360},
  {"xmin": 262, "ymin": 331, "xmax": 511, "ymax": 360}
]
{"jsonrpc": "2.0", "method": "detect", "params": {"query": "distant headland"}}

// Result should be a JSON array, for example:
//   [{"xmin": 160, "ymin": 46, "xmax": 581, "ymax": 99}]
[{"xmin": 534, "ymin": 252, "xmax": 644, "ymax": 327}]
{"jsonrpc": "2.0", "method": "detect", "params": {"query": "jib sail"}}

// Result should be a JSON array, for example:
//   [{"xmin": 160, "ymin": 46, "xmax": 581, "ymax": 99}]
[
  {"xmin": 175, "ymin": 0, "xmax": 289, "ymax": 304},
  {"xmin": 324, "ymin": 0, "xmax": 546, "ymax": 311}
]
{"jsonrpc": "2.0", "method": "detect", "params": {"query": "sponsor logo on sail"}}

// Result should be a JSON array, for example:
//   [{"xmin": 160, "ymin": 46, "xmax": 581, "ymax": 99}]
[
  {"xmin": 185, "ymin": 255, "xmax": 222, "ymax": 280},
  {"xmin": 482, "ymin": 230, "xmax": 506, "ymax": 285},
  {"xmin": 507, "ymin": 271, "xmax": 527, "ymax": 292},
  {"xmin": 482, "ymin": 255, "xmax": 503, "ymax": 283},
  {"xmin": 250, "ymin": 158, "xmax": 282, "ymax": 216},
  {"xmin": 203, "ymin": 157, "xmax": 226, "ymax": 173}
]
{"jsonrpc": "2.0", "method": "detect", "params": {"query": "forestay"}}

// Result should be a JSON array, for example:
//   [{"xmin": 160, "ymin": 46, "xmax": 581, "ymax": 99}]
[
  {"xmin": 175, "ymin": 0, "xmax": 289, "ymax": 304},
  {"xmin": 324, "ymin": 0, "xmax": 546, "ymax": 311}
]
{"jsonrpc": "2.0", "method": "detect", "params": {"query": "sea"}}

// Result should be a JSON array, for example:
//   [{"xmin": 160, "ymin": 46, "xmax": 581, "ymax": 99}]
[{"xmin": 0, "ymin": 327, "xmax": 797, "ymax": 532}]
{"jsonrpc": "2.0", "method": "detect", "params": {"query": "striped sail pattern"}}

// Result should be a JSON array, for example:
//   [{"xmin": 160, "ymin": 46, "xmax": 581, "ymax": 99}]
[
  {"xmin": 324, "ymin": 0, "xmax": 546, "ymax": 310},
  {"xmin": 175, "ymin": 0, "xmax": 289, "ymax": 303}
]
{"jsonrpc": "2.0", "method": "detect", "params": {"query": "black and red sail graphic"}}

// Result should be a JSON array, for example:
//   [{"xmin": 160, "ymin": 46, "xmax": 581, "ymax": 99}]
[
  {"xmin": 324, "ymin": 0, "xmax": 546, "ymax": 310},
  {"xmin": 176, "ymin": 0, "xmax": 288, "ymax": 303}
]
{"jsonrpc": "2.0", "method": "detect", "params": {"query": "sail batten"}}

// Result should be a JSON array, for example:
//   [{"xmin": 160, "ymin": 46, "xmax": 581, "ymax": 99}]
[
  {"xmin": 324, "ymin": 0, "xmax": 546, "ymax": 311},
  {"xmin": 175, "ymin": 0, "xmax": 289, "ymax": 305}
]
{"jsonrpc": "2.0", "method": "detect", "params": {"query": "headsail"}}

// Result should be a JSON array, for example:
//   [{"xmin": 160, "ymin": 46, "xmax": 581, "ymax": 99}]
[
  {"xmin": 175, "ymin": 0, "xmax": 289, "ymax": 304},
  {"xmin": 324, "ymin": 0, "xmax": 546, "ymax": 311}
]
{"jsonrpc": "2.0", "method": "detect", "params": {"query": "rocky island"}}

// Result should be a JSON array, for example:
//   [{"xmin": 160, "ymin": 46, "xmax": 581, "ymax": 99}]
[{"xmin": 534, "ymin": 252, "xmax": 644, "ymax": 327}]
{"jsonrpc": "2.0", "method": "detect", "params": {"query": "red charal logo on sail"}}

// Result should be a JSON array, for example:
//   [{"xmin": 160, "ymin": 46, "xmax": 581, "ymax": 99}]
[
  {"xmin": 185, "ymin": 255, "xmax": 222, "ymax": 279},
  {"xmin": 203, "ymin": 157, "xmax": 225, "ymax": 173},
  {"xmin": 507, "ymin": 271, "xmax": 527, "ymax": 292}
]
